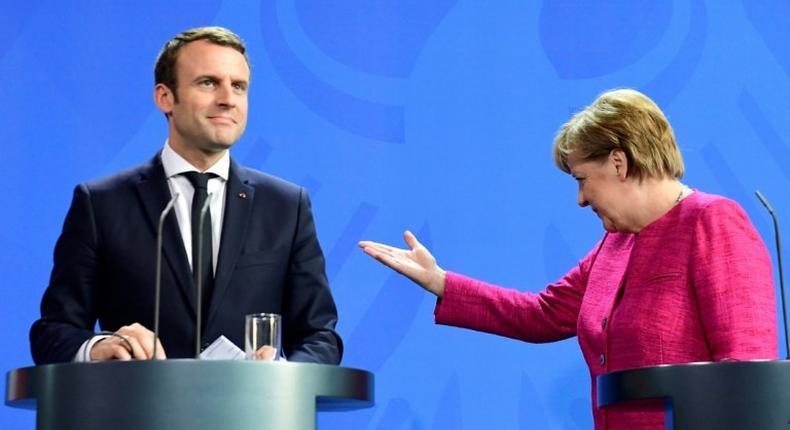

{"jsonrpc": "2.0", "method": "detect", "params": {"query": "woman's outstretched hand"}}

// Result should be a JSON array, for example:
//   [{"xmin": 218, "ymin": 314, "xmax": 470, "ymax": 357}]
[{"xmin": 358, "ymin": 230, "xmax": 446, "ymax": 297}]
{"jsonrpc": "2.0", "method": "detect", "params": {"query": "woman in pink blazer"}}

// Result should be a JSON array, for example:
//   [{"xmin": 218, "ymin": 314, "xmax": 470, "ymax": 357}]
[{"xmin": 359, "ymin": 88, "xmax": 778, "ymax": 430}]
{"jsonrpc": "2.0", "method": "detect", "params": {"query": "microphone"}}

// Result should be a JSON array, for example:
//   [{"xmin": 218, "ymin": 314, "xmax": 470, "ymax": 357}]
[
  {"xmin": 755, "ymin": 190, "xmax": 788, "ymax": 359},
  {"xmin": 153, "ymin": 192, "xmax": 180, "ymax": 359},
  {"xmin": 195, "ymin": 192, "xmax": 213, "ymax": 358}
]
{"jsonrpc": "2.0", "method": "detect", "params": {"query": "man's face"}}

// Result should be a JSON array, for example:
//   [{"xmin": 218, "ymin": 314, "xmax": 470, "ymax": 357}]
[{"xmin": 160, "ymin": 40, "xmax": 250, "ymax": 154}]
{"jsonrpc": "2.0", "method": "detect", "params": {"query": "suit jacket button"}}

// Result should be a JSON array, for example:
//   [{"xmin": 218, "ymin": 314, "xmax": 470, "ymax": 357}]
[
  {"xmin": 599, "ymin": 354, "xmax": 605, "ymax": 365},
  {"xmin": 601, "ymin": 318, "xmax": 607, "ymax": 329}
]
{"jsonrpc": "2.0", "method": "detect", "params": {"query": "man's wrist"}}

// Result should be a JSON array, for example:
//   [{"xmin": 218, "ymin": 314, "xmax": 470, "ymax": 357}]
[{"xmin": 74, "ymin": 334, "xmax": 111, "ymax": 362}]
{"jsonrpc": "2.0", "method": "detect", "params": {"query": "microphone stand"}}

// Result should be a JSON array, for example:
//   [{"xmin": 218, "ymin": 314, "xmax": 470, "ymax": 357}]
[
  {"xmin": 153, "ymin": 192, "xmax": 179, "ymax": 360},
  {"xmin": 756, "ymin": 190, "xmax": 788, "ymax": 359}
]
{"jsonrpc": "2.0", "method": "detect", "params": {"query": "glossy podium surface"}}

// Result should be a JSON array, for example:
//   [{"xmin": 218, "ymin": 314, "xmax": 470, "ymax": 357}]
[
  {"xmin": 6, "ymin": 360, "xmax": 374, "ymax": 430},
  {"xmin": 598, "ymin": 360, "xmax": 790, "ymax": 430}
]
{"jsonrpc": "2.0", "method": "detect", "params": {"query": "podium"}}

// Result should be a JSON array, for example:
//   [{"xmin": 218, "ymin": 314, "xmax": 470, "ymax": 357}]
[
  {"xmin": 5, "ymin": 360, "xmax": 373, "ymax": 430},
  {"xmin": 597, "ymin": 360, "xmax": 790, "ymax": 429}
]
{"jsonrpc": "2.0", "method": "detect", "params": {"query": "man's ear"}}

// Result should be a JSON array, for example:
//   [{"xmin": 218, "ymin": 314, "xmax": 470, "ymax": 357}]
[
  {"xmin": 153, "ymin": 83, "xmax": 174, "ymax": 116},
  {"xmin": 610, "ymin": 149, "xmax": 628, "ymax": 180}
]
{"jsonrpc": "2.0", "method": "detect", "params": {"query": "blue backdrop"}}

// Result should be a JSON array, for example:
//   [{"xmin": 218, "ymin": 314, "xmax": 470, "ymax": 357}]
[{"xmin": 2, "ymin": 1, "xmax": 789, "ymax": 428}]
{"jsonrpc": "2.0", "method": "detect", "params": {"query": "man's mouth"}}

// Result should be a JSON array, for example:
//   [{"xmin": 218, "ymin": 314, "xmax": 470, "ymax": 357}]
[{"xmin": 207, "ymin": 116, "xmax": 235, "ymax": 125}]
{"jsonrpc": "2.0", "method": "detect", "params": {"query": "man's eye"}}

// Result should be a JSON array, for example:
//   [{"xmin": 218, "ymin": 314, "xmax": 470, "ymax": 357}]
[{"xmin": 199, "ymin": 79, "xmax": 215, "ymax": 87}]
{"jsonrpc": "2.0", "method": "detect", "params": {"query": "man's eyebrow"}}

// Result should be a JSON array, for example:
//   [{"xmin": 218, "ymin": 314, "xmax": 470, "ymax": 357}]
[{"xmin": 192, "ymin": 74, "xmax": 218, "ymax": 82}]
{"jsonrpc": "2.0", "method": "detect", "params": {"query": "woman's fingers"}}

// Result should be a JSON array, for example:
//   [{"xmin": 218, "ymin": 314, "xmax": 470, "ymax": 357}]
[
  {"xmin": 359, "ymin": 240, "xmax": 406, "ymax": 255},
  {"xmin": 403, "ymin": 230, "xmax": 421, "ymax": 250},
  {"xmin": 359, "ymin": 231, "xmax": 446, "ymax": 297}
]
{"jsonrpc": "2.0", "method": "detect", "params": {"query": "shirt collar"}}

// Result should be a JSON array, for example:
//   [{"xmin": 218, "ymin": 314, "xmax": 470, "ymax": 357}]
[{"xmin": 161, "ymin": 141, "xmax": 230, "ymax": 181}]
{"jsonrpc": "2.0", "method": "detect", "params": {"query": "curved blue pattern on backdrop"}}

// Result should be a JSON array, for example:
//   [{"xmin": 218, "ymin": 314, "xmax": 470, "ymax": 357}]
[
  {"xmin": 343, "ymin": 224, "xmax": 432, "ymax": 373},
  {"xmin": 640, "ymin": 0, "xmax": 707, "ymax": 106},
  {"xmin": 325, "ymin": 202, "xmax": 378, "ymax": 282},
  {"xmin": 0, "ymin": 0, "xmax": 44, "ymax": 61},
  {"xmin": 7, "ymin": 0, "xmax": 221, "ymax": 168},
  {"xmin": 432, "ymin": 374, "xmax": 462, "ymax": 429},
  {"xmin": 295, "ymin": 0, "xmax": 457, "ymax": 78},
  {"xmin": 743, "ymin": 0, "xmax": 790, "ymax": 79},
  {"xmin": 738, "ymin": 89, "xmax": 790, "ymax": 182},
  {"xmin": 700, "ymin": 143, "xmax": 761, "ymax": 226},
  {"xmin": 320, "ymin": 226, "xmax": 431, "ymax": 429},
  {"xmin": 544, "ymin": 223, "xmax": 580, "ymax": 281},
  {"xmin": 539, "ymin": 1, "xmax": 672, "ymax": 79},
  {"xmin": 519, "ymin": 372, "xmax": 549, "ymax": 429},
  {"xmin": 260, "ymin": 0, "xmax": 405, "ymax": 143},
  {"xmin": 241, "ymin": 137, "xmax": 273, "ymax": 170},
  {"xmin": 372, "ymin": 398, "xmax": 412, "ymax": 429}
]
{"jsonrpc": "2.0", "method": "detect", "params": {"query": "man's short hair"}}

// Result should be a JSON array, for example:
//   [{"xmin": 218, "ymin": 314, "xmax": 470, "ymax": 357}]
[
  {"xmin": 553, "ymin": 88, "xmax": 684, "ymax": 180},
  {"xmin": 154, "ymin": 26, "xmax": 249, "ymax": 101}
]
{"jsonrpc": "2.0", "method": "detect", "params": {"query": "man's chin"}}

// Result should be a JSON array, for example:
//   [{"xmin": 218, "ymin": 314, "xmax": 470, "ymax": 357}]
[
  {"xmin": 203, "ymin": 138, "xmax": 238, "ymax": 152},
  {"xmin": 206, "ymin": 128, "xmax": 244, "ymax": 149}
]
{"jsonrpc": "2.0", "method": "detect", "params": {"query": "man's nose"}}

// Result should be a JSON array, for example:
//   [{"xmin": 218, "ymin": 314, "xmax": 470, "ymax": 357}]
[{"xmin": 215, "ymin": 83, "xmax": 237, "ymax": 107}]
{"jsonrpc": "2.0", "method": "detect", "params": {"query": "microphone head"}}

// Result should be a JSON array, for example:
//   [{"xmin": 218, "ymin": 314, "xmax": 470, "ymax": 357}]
[{"xmin": 755, "ymin": 190, "xmax": 774, "ymax": 214}]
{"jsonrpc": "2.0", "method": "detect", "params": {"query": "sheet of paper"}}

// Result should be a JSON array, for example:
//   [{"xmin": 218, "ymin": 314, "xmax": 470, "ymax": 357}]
[{"xmin": 199, "ymin": 335, "xmax": 245, "ymax": 360}]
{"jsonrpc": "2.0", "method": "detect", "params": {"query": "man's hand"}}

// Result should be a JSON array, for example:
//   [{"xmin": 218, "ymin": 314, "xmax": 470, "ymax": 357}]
[
  {"xmin": 90, "ymin": 322, "xmax": 167, "ymax": 361},
  {"xmin": 252, "ymin": 345, "xmax": 277, "ymax": 361}
]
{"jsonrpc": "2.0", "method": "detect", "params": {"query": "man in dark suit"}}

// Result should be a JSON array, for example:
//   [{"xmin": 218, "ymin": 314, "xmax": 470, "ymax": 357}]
[{"xmin": 30, "ymin": 27, "xmax": 341, "ymax": 364}]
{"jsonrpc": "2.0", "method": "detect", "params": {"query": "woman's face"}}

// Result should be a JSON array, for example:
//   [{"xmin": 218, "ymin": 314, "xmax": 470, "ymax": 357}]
[{"xmin": 566, "ymin": 151, "xmax": 630, "ymax": 233}]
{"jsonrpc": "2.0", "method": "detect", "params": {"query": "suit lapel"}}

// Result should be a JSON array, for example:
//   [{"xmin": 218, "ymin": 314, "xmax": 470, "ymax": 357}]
[
  {"xmin": 208, "ymin": 159, "xmax": 254, "ymax": 326},
  {"xmin": 135, "ymin": 154, "xmax": 196, "ymax": 317}
]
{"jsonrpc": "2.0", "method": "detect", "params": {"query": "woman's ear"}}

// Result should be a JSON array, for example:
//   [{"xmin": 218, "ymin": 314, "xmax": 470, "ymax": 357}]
[{"xmin": 610, "ymin": 149, "xmax": 628, "ymax": 180}]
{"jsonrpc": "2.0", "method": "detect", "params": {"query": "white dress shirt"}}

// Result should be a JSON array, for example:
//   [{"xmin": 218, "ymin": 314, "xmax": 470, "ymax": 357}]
[{"xmin": 160, "ymin": 141, "xmax": 229, "ymax": 273}]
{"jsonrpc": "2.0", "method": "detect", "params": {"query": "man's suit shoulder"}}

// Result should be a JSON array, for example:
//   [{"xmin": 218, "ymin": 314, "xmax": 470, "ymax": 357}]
[
  {"xmin": 79, "ymin": 158, "xmax": 158, "ymax": 195},
  {"xmin": 236, "ymin": 164, "xmax": 306, "ymax": 198}
]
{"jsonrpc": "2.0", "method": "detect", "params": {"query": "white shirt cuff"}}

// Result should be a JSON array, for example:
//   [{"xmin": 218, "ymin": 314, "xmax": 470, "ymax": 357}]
[{"xmin": 73, "ymin": 335, "xmax": 111, "ymax": 362}]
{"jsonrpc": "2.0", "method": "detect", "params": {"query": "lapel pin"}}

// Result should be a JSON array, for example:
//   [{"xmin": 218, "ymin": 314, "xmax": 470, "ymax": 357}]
[{"xmin": 238, "ymin": 191, "xmax": 247, "ymax": 199}]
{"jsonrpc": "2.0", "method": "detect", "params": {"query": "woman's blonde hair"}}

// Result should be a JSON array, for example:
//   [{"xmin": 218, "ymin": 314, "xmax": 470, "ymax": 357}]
[{"xmin": 553, "ymin": 88, "xmax": 684, "ymax": 179}]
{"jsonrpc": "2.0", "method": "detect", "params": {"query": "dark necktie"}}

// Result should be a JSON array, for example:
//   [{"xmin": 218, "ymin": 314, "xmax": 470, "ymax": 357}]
[{"xmin": 182, "ymin": 172, "xmax": 216, "ymax": 320}]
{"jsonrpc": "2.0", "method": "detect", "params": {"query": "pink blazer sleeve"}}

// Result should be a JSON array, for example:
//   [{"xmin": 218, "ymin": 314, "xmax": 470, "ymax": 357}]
[{"xmin": 434, "ymin": 243, "xmax": 602, "ymax": 343}]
